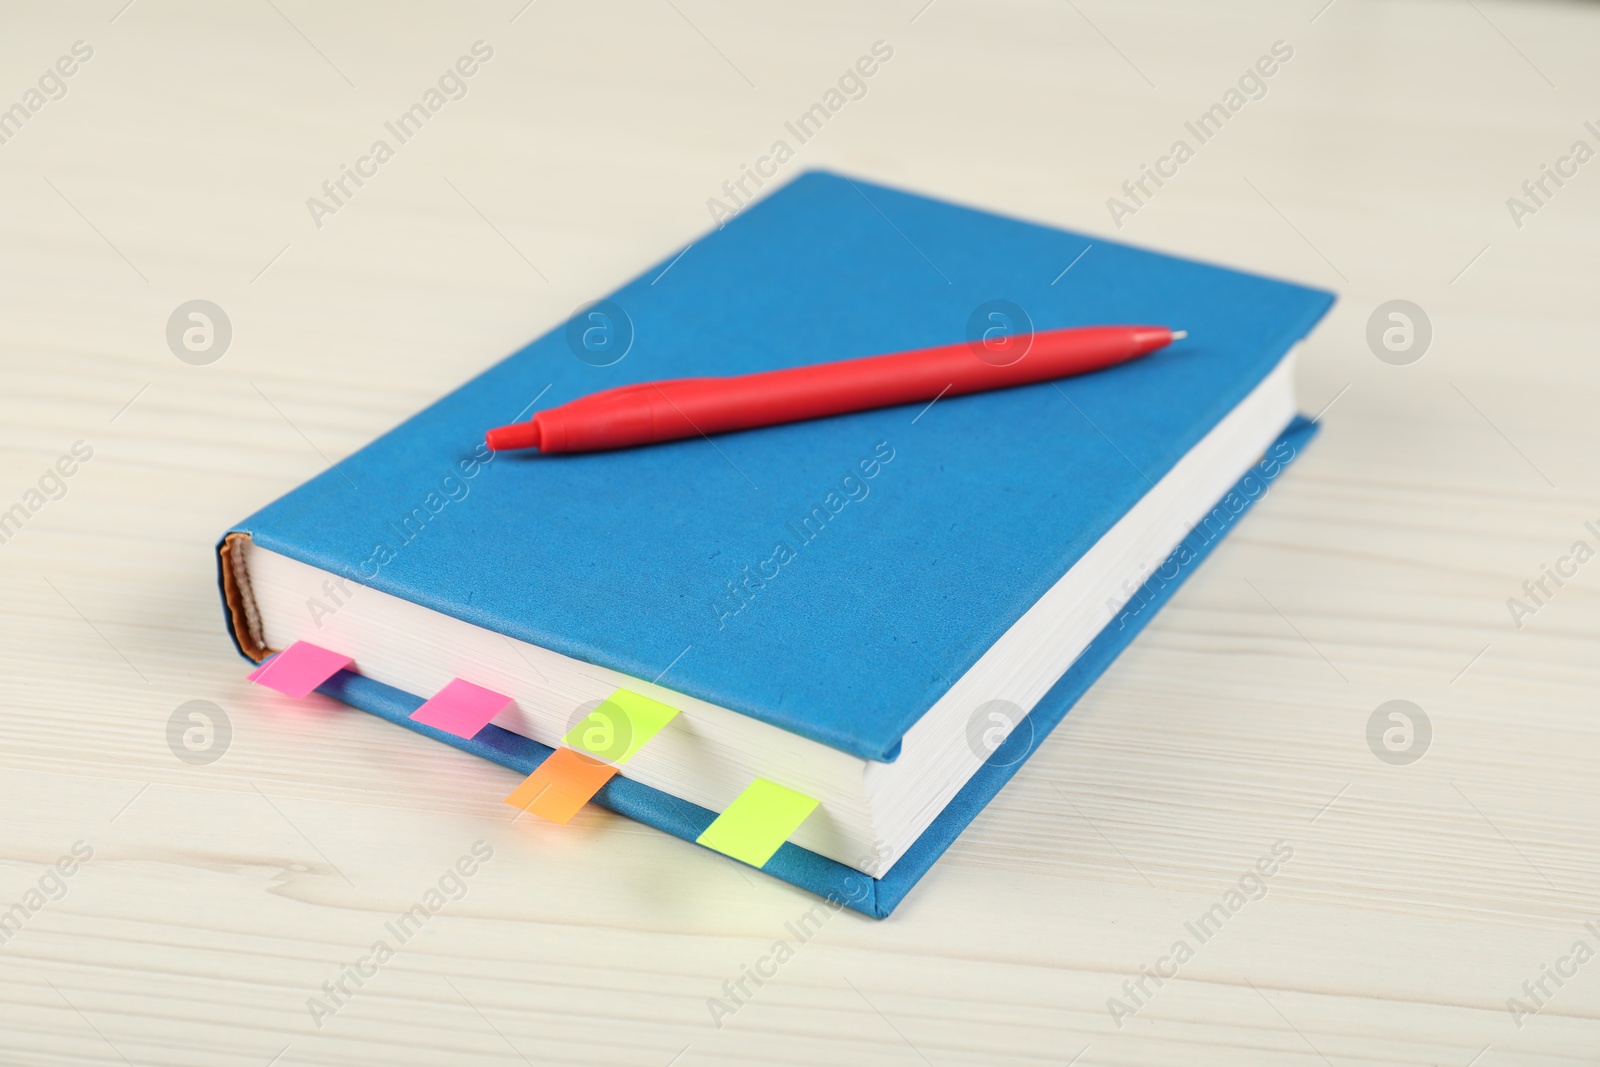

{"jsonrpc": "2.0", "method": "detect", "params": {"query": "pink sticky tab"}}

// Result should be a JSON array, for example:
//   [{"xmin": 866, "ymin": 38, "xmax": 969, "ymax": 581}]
[
  {"xmin": 410, "ymin": 678, "xmax": 513, "ymax": 739},
  {"xmin": 249, "ymin": 641, "xmax": 354, "ymax": 699}
]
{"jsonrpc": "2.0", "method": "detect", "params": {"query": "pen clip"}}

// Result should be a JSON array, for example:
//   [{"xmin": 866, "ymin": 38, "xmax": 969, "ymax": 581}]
[{"xmin": 575, "ymin": 377, "xmax": 717, "ymax": 406}]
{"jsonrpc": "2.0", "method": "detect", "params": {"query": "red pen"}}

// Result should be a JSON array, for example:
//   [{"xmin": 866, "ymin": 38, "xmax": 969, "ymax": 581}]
[{"xmin": 485, "ymin": 325, "xmax": 1185, "ymax": 453}]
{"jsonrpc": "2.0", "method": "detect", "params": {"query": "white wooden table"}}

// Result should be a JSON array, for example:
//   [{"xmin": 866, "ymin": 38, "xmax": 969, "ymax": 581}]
[{"xmin": 3, "ymin": 1, "xmax": 1597, "ymax": 1063}]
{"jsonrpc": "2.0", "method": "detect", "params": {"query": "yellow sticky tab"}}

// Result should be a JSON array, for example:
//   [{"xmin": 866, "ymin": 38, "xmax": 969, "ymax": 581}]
[
  {"xmin": 696, "ymin": 778, "xmax": 819, "ymax": 869},
  {"xmin": 563, "ymin": 688, "xmax": 679, "ymax": 765}
]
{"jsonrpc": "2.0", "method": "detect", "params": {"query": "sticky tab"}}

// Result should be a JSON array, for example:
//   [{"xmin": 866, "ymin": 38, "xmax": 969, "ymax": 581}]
[
  {"xmin": 503, "ymin": 747, "xmax": 618, "ymax": 824},
  {"xmin": 248, "ymin": 641, "xmax": 353, "ymax": 698},
  {"xmin": 563, "ymin": 688, "xmax": 679, "ymax": 765},
  {"xmin": 696, "ymin": 778, "xmax": 819, "ymax": 868},
  {"xmin": 410, "ymin": 678, "xmax": 513, "ymax": 739}
]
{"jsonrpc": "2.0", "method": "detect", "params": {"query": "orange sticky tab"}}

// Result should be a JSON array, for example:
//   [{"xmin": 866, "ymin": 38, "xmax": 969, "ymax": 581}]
[{"xmin": 503, "ymin": 747, "xmax": 618, "ymax": 824}]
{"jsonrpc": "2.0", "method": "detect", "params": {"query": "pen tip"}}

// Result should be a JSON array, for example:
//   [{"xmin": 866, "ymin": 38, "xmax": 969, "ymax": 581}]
[
  {"xmin": 486, "ymin": 421, "xmax": 541, "ymax": 451},
  {"xmin": 1170, "ymin": 330, "xmax": 1188, "ymax": 341}
]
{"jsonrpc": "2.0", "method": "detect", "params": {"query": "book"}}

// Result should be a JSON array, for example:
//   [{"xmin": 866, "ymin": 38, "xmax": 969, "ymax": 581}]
[{"xmin": 217, "ymin": 170, "xmax": 1334, "ymax": 917}]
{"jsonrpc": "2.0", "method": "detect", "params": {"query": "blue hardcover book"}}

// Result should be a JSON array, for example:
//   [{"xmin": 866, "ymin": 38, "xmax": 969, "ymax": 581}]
[{"xmin": 218, "ymin": 171, "xmax": 1333, "ymax": 917}]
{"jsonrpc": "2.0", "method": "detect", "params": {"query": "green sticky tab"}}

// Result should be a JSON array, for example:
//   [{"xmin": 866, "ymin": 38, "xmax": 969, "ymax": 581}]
[
  {"xmin": 696, "ymin": 778, "xmax": 820, "ymax": 869},
  {"xmin": 563, "ymin": 688, "xmax": 679, "ymax": 765}
]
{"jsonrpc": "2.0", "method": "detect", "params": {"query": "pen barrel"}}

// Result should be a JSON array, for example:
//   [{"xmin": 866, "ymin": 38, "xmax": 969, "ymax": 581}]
[{"xmin": 532, "ymin": 326, "xmax": 1172, "ymax": 452}]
